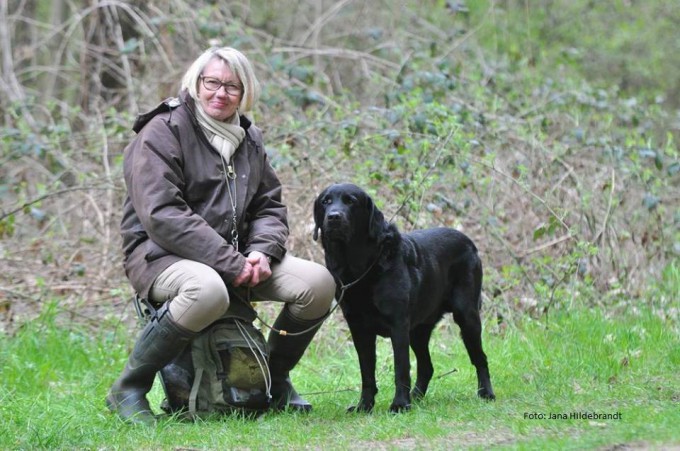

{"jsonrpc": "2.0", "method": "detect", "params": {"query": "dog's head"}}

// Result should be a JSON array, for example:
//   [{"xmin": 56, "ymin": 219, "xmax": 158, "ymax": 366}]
[{"xmin": 313, "ymin": 183, "xmax": 385, "ymax": 243}]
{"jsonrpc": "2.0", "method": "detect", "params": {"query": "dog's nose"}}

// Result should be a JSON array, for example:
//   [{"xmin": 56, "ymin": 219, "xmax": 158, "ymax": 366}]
[{"xmin": 327, "ymin": 211, "xmax": 342, "ymax": 222}]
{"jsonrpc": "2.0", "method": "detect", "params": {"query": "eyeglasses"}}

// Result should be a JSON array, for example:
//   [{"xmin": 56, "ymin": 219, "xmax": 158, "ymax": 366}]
[{"xmin": 199, "ymin": 76, "xmax": 243, "ymax": 96}]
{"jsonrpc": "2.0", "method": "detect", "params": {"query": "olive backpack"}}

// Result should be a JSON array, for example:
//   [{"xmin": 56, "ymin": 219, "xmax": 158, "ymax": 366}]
[{"xmin": 133, "ymin": 294, "xmax": 272, "ymax": 418}]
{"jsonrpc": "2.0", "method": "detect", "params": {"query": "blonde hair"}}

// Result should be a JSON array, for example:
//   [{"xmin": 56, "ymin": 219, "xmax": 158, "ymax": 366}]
[{"xmin": 181, "ymin": 47, "xmax": 260, "ymax": 113}]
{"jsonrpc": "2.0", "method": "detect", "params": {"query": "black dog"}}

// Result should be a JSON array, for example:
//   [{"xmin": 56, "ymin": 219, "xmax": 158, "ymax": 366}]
[{"xmin": 313, "ymin": 183, "xmax": 495, "ymax": 413}]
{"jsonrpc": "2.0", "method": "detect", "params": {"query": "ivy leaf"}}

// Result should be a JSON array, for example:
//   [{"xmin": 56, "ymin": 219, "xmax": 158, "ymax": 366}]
[
  {"xmin": 642, "ymin": 193, "xmax": 659, "ymax": 211},
  {"xmin": 533, "ymin": 224, "xmax": 547, "ymax": 241},
  {"xmin": 667, "ymin": 162, "xmax": 679, "ymax": 176}
]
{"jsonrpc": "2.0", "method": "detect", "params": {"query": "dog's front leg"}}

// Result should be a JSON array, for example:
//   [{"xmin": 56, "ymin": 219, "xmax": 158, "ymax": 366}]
[
  {"xmin": 347, "ymin": 328, "xmax": 378, "ymax": 413},
  {"xmin": 389, "ymin": 321, "xmax": 412, "ymax": 413}
]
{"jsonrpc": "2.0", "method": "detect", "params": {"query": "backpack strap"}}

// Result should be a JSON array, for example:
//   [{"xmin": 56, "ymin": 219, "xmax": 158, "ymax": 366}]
[
  {"xmin": 188, "ymin": 367, "xmax": 204, "ymax": 415},
  {"xmin": 132, "ymin": 294, "xmax": 156, "ymax": 324}
]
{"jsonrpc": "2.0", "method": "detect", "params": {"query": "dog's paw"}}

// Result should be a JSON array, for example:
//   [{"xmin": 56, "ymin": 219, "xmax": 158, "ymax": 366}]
[
  {"xmin": 347, "ymin": 402, "xmax": 374, "ymax": 413},
  {"xmin": 388, "ymin": 402, "xmax": 412, "ymax": 413},
  {"xmin": 478, "ymin": 387, "xmax": 496, "ymax": 401}
]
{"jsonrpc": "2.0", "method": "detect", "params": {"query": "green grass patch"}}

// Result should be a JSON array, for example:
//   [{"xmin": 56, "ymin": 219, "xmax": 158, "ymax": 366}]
[{"xmin": 1, "ymin": 293, "xmax": 678, "ymax": 449}]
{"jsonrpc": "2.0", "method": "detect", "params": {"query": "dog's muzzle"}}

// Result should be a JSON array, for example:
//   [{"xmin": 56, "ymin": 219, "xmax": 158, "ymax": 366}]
[{"xmin": 322, "ymin": 211, "xmax": 350, "ymax": 239}]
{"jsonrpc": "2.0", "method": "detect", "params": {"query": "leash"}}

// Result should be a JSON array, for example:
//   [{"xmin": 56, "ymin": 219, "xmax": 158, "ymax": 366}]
[
  {"xmin": 254, "ymin": 244, "xmax": 386, "ymax": 337},
  {"xmin": 132, "ymin": 246, "xmax": 385, "ymax": 338}
]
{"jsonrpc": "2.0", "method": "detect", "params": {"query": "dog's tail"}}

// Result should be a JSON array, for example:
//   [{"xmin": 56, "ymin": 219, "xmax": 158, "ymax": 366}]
[{"xmin": 474, "ymin": 253, "xmax": 483, "ymax": 310}]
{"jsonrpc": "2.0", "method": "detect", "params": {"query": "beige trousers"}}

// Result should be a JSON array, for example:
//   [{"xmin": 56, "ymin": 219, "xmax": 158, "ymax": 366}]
[{"xmin": 149, "ymin": 254, "xmax": 336, "ymax": 332}]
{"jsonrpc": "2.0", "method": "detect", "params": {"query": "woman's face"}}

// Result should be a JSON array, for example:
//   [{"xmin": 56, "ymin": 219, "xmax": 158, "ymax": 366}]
[{"xmin": 197, "ymin": 58, "xmax": 242, "ymax": 121}]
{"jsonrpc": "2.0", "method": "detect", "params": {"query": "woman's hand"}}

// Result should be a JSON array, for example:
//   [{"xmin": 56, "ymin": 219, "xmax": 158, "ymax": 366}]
[
  {"xmin": 245, "ymin": 251, "xmax": 272, "ymax": 286},
  {"xmin": 232, "ymin": 251, "xmax": 272, "ymax": 287},
  {"xmin": 232, "ymin": 260, "xmax": 253, "ymax": 287}
]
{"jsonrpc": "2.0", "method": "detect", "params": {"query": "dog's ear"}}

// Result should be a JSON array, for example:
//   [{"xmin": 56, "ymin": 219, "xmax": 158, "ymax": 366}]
[
  {"xmin": 312, "ymin": 189, "xmax": 326, "ymax": 241},
  {"xmin": 366, "ymin": 196, "xmax": 386, "ymax": 240}
]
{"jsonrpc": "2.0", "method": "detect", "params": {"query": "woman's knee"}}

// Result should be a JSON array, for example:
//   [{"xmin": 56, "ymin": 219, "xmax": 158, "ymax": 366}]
[
  {"xmin": 291, "ymin": 261, "xmax": 336, "ymax": 319},
  {"xmin": 312, "ymin": 265, "xmax": 336, "ymax": 306},
  {"xmin": 193, "ymin": 273, "xmax": 231, "ymax": 315},
  {"xmin": 155, "ymin": 260, "xmax": 230, "ymax": 331}
]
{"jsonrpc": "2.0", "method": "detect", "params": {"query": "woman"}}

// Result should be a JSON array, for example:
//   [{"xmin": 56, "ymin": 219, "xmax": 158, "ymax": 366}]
[{"xmin": 106, "ymin": 47, "xmax": 335, "ymax": 424}]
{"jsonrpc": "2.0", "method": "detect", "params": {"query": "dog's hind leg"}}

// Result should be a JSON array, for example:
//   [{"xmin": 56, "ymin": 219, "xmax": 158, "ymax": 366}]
[
  {"xmin": 409, "ymin": 324, "xmax": 435, "ymax": 400},
  {"xmin": 452, "ymin": 291, "xmax": 495, "ymax": 400},
  {"xmin": 453, "ymin": 309, "xmax": 495, "ymax": 399}
]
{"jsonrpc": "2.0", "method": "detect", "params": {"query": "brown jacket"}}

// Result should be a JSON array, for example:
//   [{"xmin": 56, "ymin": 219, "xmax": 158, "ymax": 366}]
[{"xmin": 120, "ymin": 90, "xmax": 288, "ymax": 298}]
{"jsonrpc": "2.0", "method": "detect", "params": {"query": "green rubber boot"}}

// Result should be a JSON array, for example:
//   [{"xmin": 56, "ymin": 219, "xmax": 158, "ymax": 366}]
[
  {"xmin": 106, "ymin": 303, "xmax": 196, "ymax": 424},
  {"xmin": 267, "ymin": 308, "xmax": 324, "ymax": 412}
]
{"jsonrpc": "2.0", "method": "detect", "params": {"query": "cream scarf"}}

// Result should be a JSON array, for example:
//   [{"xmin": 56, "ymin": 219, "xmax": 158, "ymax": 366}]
[{"xmin": 195, "ymin": 104, "xmax": 245, "ymax": 161}]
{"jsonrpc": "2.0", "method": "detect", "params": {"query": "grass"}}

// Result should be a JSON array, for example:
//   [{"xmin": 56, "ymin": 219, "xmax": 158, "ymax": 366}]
[{"xmin": 1, "ymin": 268, "xmax": 678, "ymax": 450}]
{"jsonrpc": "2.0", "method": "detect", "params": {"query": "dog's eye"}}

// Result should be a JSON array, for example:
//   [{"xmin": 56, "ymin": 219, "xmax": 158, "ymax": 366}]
[
  {"xmin": 321, "ymin": 198, "xmax": 332, "ymax": 205},
  {"xmin": 342, "ymin": 195, "xmax": 356, "ymax": 205}
]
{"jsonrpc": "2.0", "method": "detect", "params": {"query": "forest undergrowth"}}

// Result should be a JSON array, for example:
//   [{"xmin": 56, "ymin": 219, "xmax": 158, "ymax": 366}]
[{"xmin": 0, "ymin": 0, "xmax": 678, "ymax": 334}]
